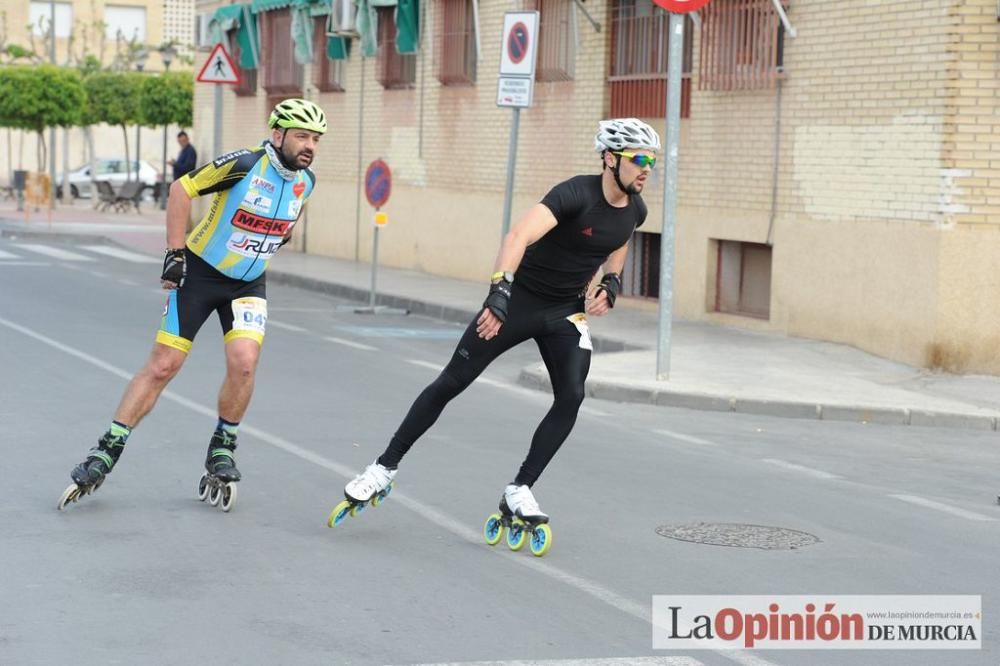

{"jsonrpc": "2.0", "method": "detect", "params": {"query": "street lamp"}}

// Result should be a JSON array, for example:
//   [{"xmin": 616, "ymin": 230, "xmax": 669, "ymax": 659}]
[
  {"xmin": 159, "ymin": 43, "xmax": 177, "ymax": 210},
  {"xmin": 134, "ymin": 48, "xmax": 149, "ymax": 184}
]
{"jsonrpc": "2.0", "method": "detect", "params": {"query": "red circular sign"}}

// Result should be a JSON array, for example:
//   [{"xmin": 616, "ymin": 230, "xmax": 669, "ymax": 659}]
[
  {"xmin": 653, "ymin": 0, "xmax": 712, "ymax": 12},
  {"xmin": 507, "ymin": 22, "xmax": 529, "ymax": 65},
  {"xmin": 364, "ymin": 159, "xmax": 391, "ymax": 208}
]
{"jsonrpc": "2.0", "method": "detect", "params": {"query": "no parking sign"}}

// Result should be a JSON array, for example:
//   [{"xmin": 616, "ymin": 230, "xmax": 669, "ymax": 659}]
[{"xmin": 652, "ymin": 0, "xmax": 712, "ymax": 11}]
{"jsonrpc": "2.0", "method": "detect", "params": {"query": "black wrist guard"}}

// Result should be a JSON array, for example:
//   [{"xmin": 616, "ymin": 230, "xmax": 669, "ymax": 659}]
[
  {"xmin": 483, "ymin": 278, "xmax": 513, "ymax": 322},
  {"xmin": 596, "ymin": 272, "xmax": 622, "ymax": 308},
  {"xmin": 161, "ymin": 248, "xmax": 186, "ymax": 287}
]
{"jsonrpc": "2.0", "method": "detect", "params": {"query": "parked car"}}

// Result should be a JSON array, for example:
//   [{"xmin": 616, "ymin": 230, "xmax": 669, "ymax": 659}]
[{"xmin": 56, "ymin": 159, "xmax": 160, "ymax": 199}]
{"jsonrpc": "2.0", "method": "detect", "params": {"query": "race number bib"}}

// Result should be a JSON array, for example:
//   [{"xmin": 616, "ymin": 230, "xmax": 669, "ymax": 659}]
[
  {"xmin": 566, "ymin": 313, "xmax": 593, "ymax": 351},
  {"xmin": 232, "ymin": 297, "xmax": 268, "ymax": 335}
]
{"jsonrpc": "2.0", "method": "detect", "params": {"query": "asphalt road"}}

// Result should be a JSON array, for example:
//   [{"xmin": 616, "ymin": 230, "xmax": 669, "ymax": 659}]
[{"xmin": 1, "ymin": 237, "xmax": 997, "ymax": 666}]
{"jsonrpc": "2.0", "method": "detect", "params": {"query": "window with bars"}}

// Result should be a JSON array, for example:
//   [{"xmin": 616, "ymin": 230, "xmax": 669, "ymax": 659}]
[
  {"xmin": 608, "ymin": 0, "xmax": 691, "ymax": 118},
  {"xmin": 526, "ymin": 0, "xmax": 575, "ymax": 82},
  {"xmin": 262, "ymin": 9, "xmax": 303, "ymax": 95},
  {"xmin": 377, "ymin": 6, "xmax": 416, "ymax": 89},
  {"xmin": 699, "ymin": 0, "xmax": 785, "ymax": 91},
  {"xmin": 313, "ymin": 17, "xmax": 345, "ymax": 92},
  {"xmin": 437, "ymin": 0, "xmax": 476, "ymax": 85},
  {"xmin": 228, "ymin": 29, "xmax": 258, "ymax": 96}
]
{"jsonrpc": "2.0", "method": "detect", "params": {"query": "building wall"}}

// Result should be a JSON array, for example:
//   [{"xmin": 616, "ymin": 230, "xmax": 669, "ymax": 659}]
[{"xmin": 193, "ymin": 0, "xmax": 1000, "ymax": 372}]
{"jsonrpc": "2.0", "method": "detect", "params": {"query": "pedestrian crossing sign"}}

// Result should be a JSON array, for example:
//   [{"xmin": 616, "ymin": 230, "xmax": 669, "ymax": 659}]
[{"xmin": 196, "ymin": 44, "xmax": 241, "ymax": 85}]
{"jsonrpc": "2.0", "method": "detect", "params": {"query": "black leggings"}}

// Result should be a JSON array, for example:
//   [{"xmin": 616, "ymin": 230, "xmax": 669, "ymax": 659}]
[{"xmin": 378, "ymin": 287, "xmax": 592, "ymax": 487}]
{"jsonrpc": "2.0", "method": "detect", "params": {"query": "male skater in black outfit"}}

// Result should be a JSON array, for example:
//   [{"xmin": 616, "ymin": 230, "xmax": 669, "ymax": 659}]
[{"xmin": 343, "ymin": 118, "xmax": 661, "ymax": 521}]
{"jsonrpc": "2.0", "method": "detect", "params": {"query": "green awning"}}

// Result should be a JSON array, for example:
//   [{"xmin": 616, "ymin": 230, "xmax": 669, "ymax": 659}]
[
  {"xmin": 355, "ymin": 0, "xmax": 419, "ymax": 58},
  {"xmin": 210, "ymin": 4, "xmax": 259, "ymax": 69},
  {"xmin": 252, "ymin": 0, "xmax": 322, "ymax": 13},
  {"xmin": 327, "ymin": 35, "xmax": 350, "ymax": 60},
  {"xmin": 395, "ymin": 0, "xmax": 419, "ymax": 55},
  {"xmin": 292, "ymin": 6, "xmax": 314, "ymax": 64}
]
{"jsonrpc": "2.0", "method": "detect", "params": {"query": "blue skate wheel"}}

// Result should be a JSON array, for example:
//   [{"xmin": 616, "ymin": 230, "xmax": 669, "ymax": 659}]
[
  {"xmin": 506, "ymin": 519, "xmax": 527, "ymax": 551},
  {"xmin": 328, "ymin": 499, "xmax": 352, "ymax": 528},
  {"xmin": 350, "ymin": 501, "xmax": 366, "ymax": 517},
  {"xmin": 530, "ymin": 524, "xmax": 552, "ymax": 557},
  {"xmin": 484, "ymin": 513, "xmax": 504, "ymax": 546}
]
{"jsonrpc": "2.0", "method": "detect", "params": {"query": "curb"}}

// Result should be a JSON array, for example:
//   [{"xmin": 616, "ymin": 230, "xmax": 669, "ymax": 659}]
[
  {"xmin": 0, "ymin": 225, "xmax": 113, "ymax": 246},
  {"xmin": 518, "ymin": 366, "xmax": 1000, "ymax": 431}
]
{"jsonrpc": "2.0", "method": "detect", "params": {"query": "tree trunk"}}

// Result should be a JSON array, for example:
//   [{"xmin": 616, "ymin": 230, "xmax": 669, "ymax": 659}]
[{"xmin": 121, "ymin": 124, "xmax": 131, "ymax": 182}]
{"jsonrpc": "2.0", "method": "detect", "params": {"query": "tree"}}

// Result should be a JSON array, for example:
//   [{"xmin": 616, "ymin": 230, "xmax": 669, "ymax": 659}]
[
  {"xmin": 84, "ymin": 71, "xmax": 142, "ymax": 178},
  {"xmin": 139, "ymin": 72, "xmax": 193, "ymax": 128},
  {"xmin": 0, "ymin": 65, "xmax": 85, "ymax": 171}
]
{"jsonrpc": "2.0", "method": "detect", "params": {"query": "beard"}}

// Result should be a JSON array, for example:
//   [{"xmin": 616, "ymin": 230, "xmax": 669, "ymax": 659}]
[{"xmin": 280, "ymin": 143, "xmax": 313, "ymax": 170}]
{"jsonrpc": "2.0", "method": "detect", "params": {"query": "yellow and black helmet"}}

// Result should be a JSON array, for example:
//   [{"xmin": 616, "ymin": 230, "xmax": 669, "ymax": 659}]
[{"xmin": 268, "ymin": 98, "xmax": 327, "ymax": 135}]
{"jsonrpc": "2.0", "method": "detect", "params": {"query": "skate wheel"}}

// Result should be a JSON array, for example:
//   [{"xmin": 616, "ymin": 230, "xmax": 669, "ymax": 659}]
[
  {"xmin": 57, "ymin": 484, "xmax": 80, "ymax": 511},
  {"xmin": 350, "ymin": 501, "xmax": 366, "ymax": 517},
  {"xmin": 484, "ymin": 513, "xmax": 504, "ymax": 546},
  {"xmin": 208, "ymin": 485, "xmax": 222, "ymax": 507},
  {"xmin": 221, "ymin": 483, "xmax": 237, "ymax": 512},
  {"xmin": 328, "ymin": 499, "xmax": 352, "ymax": 528},
  {"xmin": 197, "ymin": 473, "xmax": 210, "ymax": 502},
  {"xmin": 529, "ymin": 524, "xmax": 553, "ymax": 557},
  {"xmin": 506, "ymin": 519, "xmax": 527, "ymax": 551}
]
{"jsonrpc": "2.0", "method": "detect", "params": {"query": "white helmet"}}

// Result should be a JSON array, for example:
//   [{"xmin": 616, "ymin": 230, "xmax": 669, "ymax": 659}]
[{"xmin": 594, "ymin": 118, "xmax": 661, "ymax": 153}]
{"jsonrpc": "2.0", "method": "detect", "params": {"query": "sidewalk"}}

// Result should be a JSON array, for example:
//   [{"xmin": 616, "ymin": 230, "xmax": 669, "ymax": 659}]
[{"xmin": 5, "ymin": 202, "xmax": 1000, "ymax": 431}]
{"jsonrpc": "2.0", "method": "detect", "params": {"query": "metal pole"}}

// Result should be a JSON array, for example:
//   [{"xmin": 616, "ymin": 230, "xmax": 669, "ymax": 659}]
[
  {"xmin": 355, "ymin": 57, "xmax": 365, "ymax": 261},
  {"xmin": 161, "ymin": 124, "xmax": 168, "ymax": 209},
  {"xmin": 48, "ymin": 1, "xmax": 57, "ymax": 208},
  {"xmin": 213, "ymin": 84, "xmax": 223, "ymax": 159},
  {"xmin": 656, "ymin": 12, "xmax": 683, "ymax": 381},
  {"xmin": 369, "ymin": 219, "xmax": 380, "ymax": 308},
  {"xmin": 500, "ymin": 106, "xmax": 521, "ymax": 239}
]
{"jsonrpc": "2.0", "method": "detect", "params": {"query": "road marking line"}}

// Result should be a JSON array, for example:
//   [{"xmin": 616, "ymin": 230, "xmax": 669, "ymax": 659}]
[
  {"xmin": 398, "ymin": 657, "xmax": 704, "ymax": 666},
  {"xmin": 654, "ymin": 429, "xmax": 716, "ymax": 447},
  {"xmin": 268, "ymin": 320, "xmax": 308, "ymax": 333},
  {"xmin": 81, "ymin": 245, "xmax": 159, "ymax": 263},
  {"xmin": 323, "ymin": 336, "xmax": 378, "ymax": 351},
  {"xmin": 16, "ymin": 244, "xmax": 94, "ymax": 261},
  {"xmin": 889, "ymin": 494, "xmax": 996, "ymax": 522},
  {"xmin": 761, "ymin": 458, "xmax": 840, "ymax": 480}
]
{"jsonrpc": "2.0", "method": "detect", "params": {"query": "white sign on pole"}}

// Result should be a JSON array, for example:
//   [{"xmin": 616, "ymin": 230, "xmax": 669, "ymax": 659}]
[
  {"xmin": 497, "ymin": 76, "xmax": 534, "ymax": 108},
  {"xmin": 498, "ymin": 11, "xmax": 539, "ymax": 78},
  {"xmin": 196, "ymin": 43, "xmax": 241, "ymax": 84}
]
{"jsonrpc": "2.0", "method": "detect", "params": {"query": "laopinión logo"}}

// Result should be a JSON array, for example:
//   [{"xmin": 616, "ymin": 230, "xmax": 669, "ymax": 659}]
[{"xmin": 652, "ymin": 595, "xmax": 981, "ymax": 650}]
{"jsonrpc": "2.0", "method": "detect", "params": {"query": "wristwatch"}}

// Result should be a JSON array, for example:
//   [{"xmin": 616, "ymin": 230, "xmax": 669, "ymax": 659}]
[{"xmin": 491, "ymin": 271, "xmax": 515, "ymax": 284}]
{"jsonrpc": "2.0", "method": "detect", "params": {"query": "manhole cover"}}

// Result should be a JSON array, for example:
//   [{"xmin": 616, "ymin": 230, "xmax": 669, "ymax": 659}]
[{"xmin": 656, "ymin": 523, "xmax": 820, "ymax": 550}]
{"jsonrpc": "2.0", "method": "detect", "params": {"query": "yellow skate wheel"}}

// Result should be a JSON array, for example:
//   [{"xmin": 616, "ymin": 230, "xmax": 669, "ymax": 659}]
[
  {"xmin": 484, "ymin": 513, "xmax": 504, "ymax": 546},
  {"xmin": 506, "ymin": 519, "xmax": 527, "ymax": 551},
  {"xmin": 529, "ymin": 524, "xmax": 553, "ymax": 557},
  {"xmin": 350, "ymin": 501, "xmax": 366, "ymax": 517},
  {"xmin": 371, "ymin": 491, "xmax": 385, "ymax": 508},
  {"xmin": 328, "ymin": 500, "xmax": 352, "ymax": 528}
]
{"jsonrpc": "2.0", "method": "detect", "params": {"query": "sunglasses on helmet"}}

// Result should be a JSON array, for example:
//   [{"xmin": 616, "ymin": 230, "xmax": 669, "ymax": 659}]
[{"xmin": 613, "ymin": 151, "xmax": 657, "ymax": 169}]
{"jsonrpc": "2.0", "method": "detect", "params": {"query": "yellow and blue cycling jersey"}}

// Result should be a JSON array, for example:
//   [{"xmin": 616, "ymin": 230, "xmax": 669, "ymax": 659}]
[{"xmin": 180, "ymin": 144, "xmax": 316, "ymax": 281}]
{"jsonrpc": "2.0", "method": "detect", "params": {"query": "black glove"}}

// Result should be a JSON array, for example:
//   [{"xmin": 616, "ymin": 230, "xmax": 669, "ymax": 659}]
[
  {"xmin": 161, "ymin": 248, "xmax": 186, "ymax": 287},
  {"xmin": 595, "ymin": 272, "xmax": 622, "ymax": 308},
  {"xmin": 483, "ymin": 278, "xmax": 513, "ymax": 322}
]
